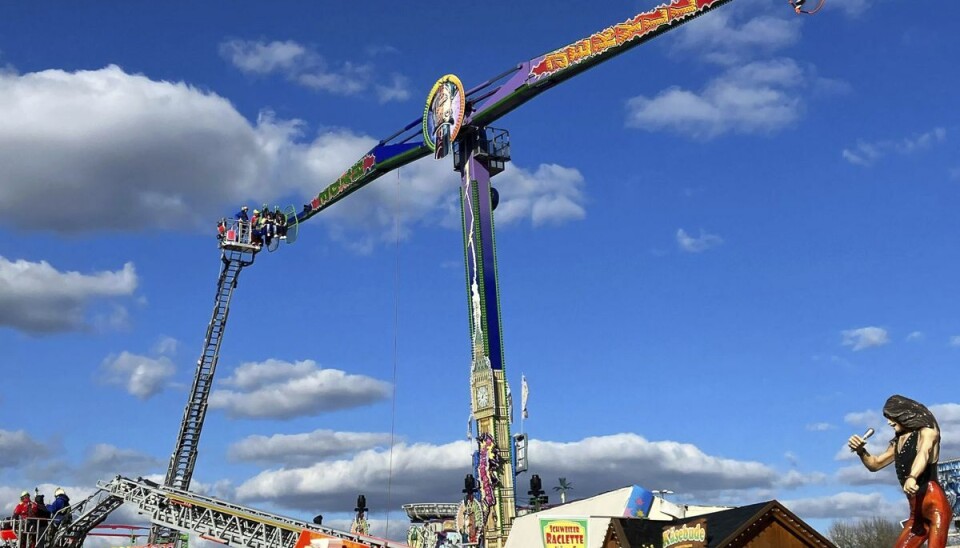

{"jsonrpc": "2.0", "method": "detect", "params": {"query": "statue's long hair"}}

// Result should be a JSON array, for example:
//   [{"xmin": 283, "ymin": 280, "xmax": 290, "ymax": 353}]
[{"xmin": 883, "ymin": 394, "xmax": 939, "ymax": 431}]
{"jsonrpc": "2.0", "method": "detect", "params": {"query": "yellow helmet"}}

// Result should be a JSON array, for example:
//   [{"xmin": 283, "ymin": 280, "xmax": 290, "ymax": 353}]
[
  {"xmin": 20, "ymin": 491, "xmax": 29, "ymax": 498},
  {"xmin": 55, "ymin": 488, "xmax": 65, "ymax": 497}
]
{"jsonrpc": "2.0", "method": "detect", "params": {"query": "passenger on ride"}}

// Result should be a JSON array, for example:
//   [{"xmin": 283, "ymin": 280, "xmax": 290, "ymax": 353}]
[
  {"xmin": 258, "ymin": 204, "xmax": 272, "ymax": 237},
  {"xmin": 275, "ymin": 206, "xmax": 287, "ymax": 240},
  {"xmin": 250, "ymin": 210, "xmax": 263, "ymax": 246},
  {"xmin": 258, "ymin": 208, "xmax": 273, "ymax": 246}
]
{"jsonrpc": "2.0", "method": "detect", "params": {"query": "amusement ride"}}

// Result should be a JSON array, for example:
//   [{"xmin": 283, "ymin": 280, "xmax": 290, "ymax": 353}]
[{"xmin": 7, "ymin": 1, "xmax": 880, "ymax": 547}]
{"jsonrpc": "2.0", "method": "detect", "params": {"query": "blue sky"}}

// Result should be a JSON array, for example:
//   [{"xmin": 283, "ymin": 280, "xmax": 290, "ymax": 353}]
[{"xmin": 1, "ymin": 0, "xmax": 958, "ymax": 543}]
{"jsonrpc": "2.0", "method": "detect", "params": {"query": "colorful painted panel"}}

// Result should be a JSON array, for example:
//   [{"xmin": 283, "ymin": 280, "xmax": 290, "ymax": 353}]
[
  {"xmin": 422, "ymin": 74, "xmax": 466, "ymax": 159},
  {"xmin": 301, "ymin": 142, "xmax": 421, "ymax": 219},
  {"xmin": 529, "ymin": 0, "xmax": 717, "ymax": 81}
]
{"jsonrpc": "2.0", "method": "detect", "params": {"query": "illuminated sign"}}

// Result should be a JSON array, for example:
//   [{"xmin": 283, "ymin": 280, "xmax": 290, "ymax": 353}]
[
  {"xmin": 540, "ymin": 518, "xmax": 588, "ymax": 548},
  {"xmin": 530, "ymin": 0, "xmax": 713, "ymax": 80},
  {"xmin": 422, "ymin": 74, "xmax": 466, "ymax": 159},
  {"xmin": 662, "ymin": 518, "xmax": 707, "ymax": 548}
]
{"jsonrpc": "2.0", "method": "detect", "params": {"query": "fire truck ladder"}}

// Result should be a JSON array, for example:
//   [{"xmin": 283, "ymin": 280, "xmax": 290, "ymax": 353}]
[
  {"xmin": 45, "ymin": 488, "xmax": 124, "ymax": 547},
  {"xmin": 99, "ymin": 476, "xmax": 405, "ymax": 548},
  {"xmin": 152, "ymin": 233, "xmax": 259, "ymax": 544}
]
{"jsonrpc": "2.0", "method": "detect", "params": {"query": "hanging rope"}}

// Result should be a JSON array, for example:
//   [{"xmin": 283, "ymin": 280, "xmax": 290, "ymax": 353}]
[{"xmin": 384, "ymin": 166, "xmax": 402, "ymax": 540}]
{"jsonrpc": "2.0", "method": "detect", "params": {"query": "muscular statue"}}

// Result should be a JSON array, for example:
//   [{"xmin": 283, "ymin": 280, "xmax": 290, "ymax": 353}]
[{"xmin": 848, "ymin": 395, "xmax": 953, "ymax": 548}]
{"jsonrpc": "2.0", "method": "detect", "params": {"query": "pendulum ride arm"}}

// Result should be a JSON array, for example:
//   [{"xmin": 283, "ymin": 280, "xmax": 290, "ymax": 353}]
[
  {"xmin": 292, "ymin": 0, "xmax": 735, "ymax": 226},
  {"xmin": 150, "ymin": 243, "xmax": 258, "ymax": 544}
]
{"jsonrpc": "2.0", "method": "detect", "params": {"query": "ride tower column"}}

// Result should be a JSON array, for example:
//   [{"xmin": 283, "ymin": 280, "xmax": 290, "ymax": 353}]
[{"xmin": 455, "ymin": 126, "xmax": 516, "ymax": 548}]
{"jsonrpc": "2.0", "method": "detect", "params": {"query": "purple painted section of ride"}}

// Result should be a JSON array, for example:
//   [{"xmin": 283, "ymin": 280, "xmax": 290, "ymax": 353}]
[
  {"xmin": 465, "ymin": 62, "xmax": 533, "ymax": 128},
  {"xmin": 463, "ymin": 156, "xmax": 505, "ymax": 371}
]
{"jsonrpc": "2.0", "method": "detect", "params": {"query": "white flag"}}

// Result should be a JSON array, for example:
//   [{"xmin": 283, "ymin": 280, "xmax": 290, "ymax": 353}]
[
  {"xmin": 507, "ymin": 384, "xmax": 514, "ymax": 424},
  {"xmin": 521, "ymin": 375, "xmax": 529, "ymax": 419}
]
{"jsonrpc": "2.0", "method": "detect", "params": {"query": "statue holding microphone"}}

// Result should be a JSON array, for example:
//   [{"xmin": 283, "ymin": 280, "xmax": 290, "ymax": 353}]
[{"xmin": 847, "ymin": 395, "xmax": 952, "ymax": 548}]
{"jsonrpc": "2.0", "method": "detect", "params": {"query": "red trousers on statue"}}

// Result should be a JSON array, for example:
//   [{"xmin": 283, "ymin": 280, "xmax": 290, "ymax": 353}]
[{"xmin": 895, "ymin": 480, "xmax": 952, "ymax": 548}]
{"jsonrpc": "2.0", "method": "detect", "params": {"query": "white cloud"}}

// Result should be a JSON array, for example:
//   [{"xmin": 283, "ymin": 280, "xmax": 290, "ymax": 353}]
[
  {"xmin": 92, "ymin": 303, "xmax": 132, "ymax": 332},
  {"xmin": 0, "ymin": 430, "xmax": 48, "ymax": 468},
  {"xmin": 0, "ymin": 66, "xmax": 289, "ymax": 233},
  {"xmin": 235, "ymin": 433, "xmax": 778, "ymax": 513},
  {"xmin": 0, "ymin": 66, "xmax": 585, "ymax": 248},
  {"xmin": 228, "ymin": 430, "xmax": 395, "ymax": 466},
  {"xmin": 296, "ymin": 62, "xmax": 372, "ymax": 96},
  {"xmin": 905, "ymin": 331, "xmax": 924, "ymax": 342},
  {"xmin": 776, "ymin": 469, "xmax": 826, "ymax": 489},
  {"xmin": 673, "ymin": 4, "xmax": 802, "ymax": 66},
  {"xmin": 493, "ymin": 164, "xmax": 586, "ymax": 227},
  {"xmin": 626, "ymin": 59, "xmax": 805, "ymax": 138},
  {"xmin": 841, "ymin": 326, "xmax": 889, "ymax": 351},
  {"xmin": 218, "ymin": 40, "xmax": 308, "ymax": 74},
  {"xmin": 782, "ymin": 492, "xmax": 904, "ymax": 520},
  {"xmin": 101, "ymin": 351, "xmax": 176, "ymax": 399},
  {"xmin": 805, "ymin": 422, "xmax": 834, "ymax": 432},
  {"xmin": 949, "ymin": 335, "xmax": 960, "ymax": 347},
  {"xmin": 209, "ymin": 359, "xmax": 391, "ymax": 419},
  {"xmin": 375, "ymin": 73, "xmax": 411, "ymax": 103},
  {"xmin": 835, "ymin": 463, "xmax": 896, "ymax": 486},
  {"xmin": 152, "ymin": 335, "xmax": 179, "ymax": 355},
  {"xmin": 843, "ymin": 409, "xmax": 883, "ymax": 429},
  {"xmin": 842, "ymin": 127, "xmax": 946, "ymax": 167},
  {"xmin": 930, "ymin": 402, "xmax": 960, "ymax": 456},
  {"xmin": 676, "ymin": 228, "xmax": 723, "ymax": 253},
  {"xmin": 74, "ymin": 444, "xmax": 162, "ymax": 484},
  {"xmin": 220, "ymin": 39, "xmax": 409, "ymax": 102},
  {"xmin": 0, "ymin": 257, "xmax": 137, "ymax": 334},
  {"xmin": 841, "ymin": 142, "xmax": 879, "ymax": 167}
]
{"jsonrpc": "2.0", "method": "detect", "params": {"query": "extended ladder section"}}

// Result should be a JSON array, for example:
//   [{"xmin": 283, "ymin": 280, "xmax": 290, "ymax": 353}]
[
  {"xmin": 153, "ymin": 238, "xmax": 258, "ymax": 544},
  {"xmin": 45, "ymin": 489, "xmax": 124, "ymax": 547},
  {"xmin": 100, "ymin": 476, "xmax": 405, "ymax": 548}
]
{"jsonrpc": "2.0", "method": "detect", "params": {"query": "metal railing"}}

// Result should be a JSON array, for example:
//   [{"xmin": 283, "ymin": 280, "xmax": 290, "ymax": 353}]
[{"xmin": 2, "ymin": 516, "xmax": 59, "ymax": 548}]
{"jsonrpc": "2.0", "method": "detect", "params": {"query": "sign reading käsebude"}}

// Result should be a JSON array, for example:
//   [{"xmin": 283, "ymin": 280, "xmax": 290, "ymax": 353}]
[
  {"xmin": 540, "ymin": 518, "xmax": 588, "ymax": 548},
  {"xmin": 662, "ymin": 518, "xmax": 707, "ymax": 548}
]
